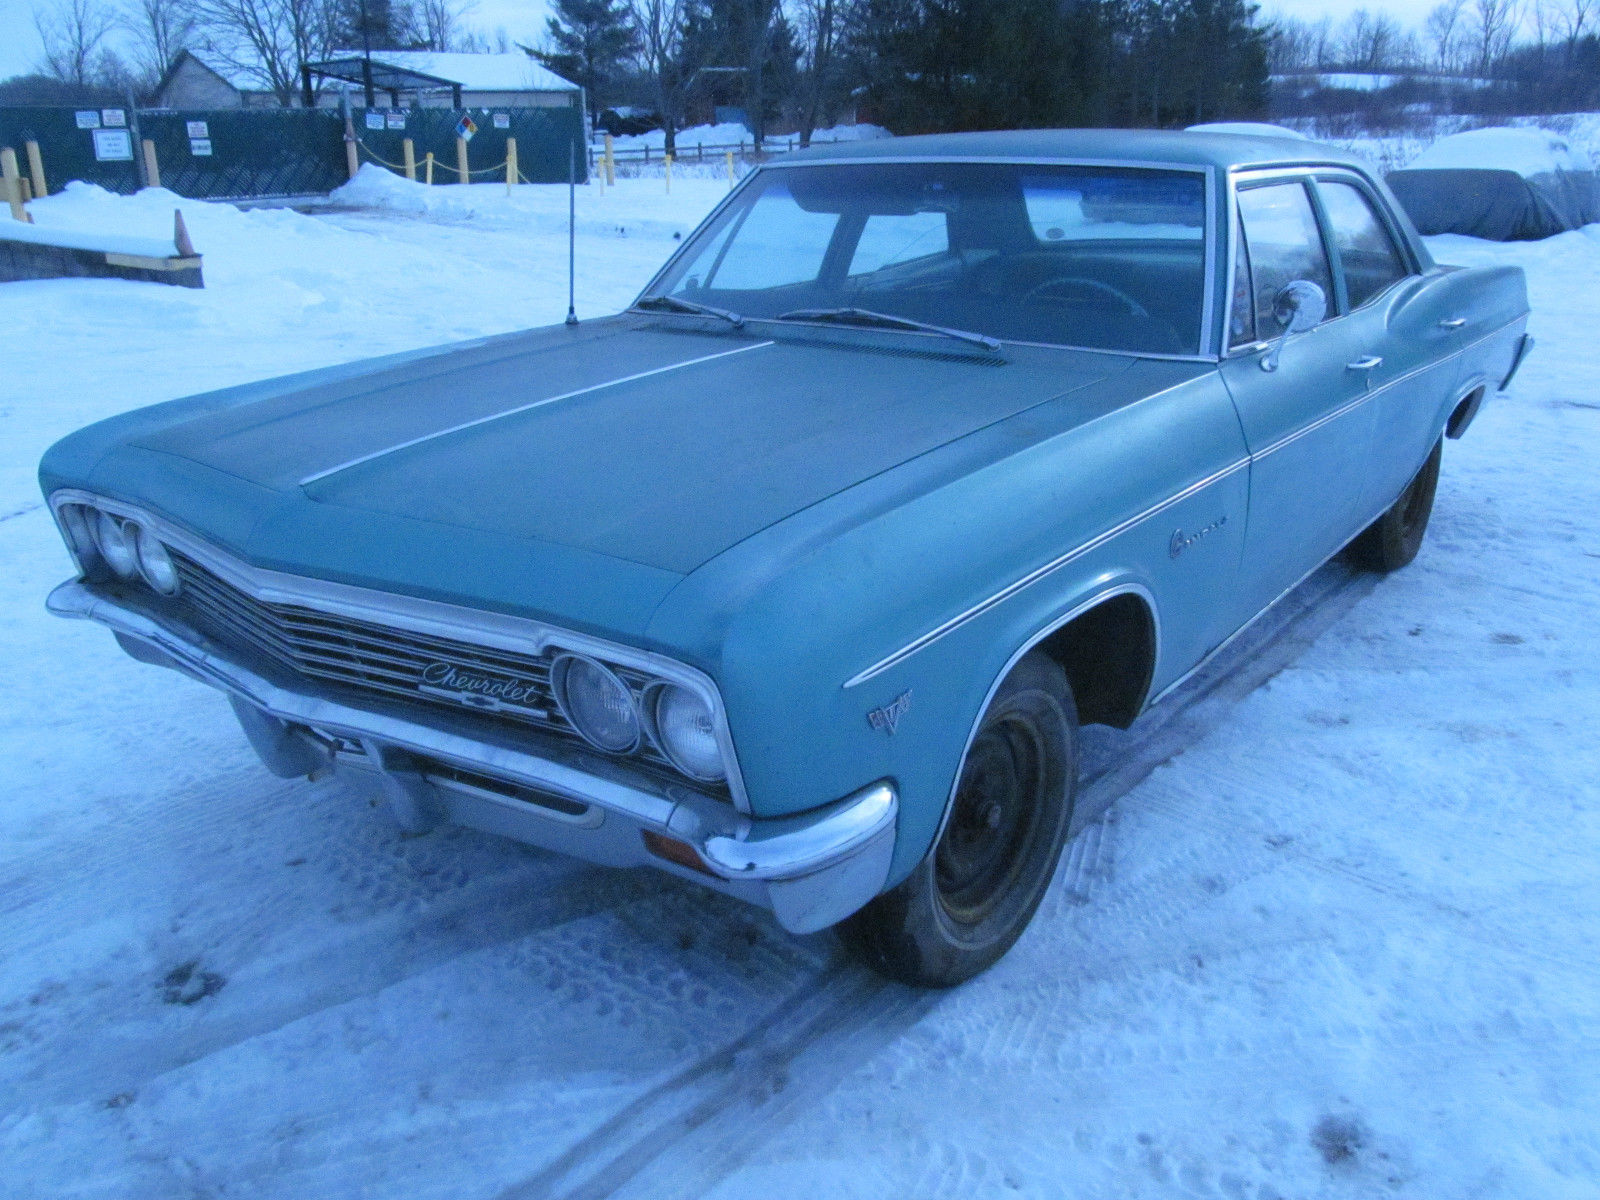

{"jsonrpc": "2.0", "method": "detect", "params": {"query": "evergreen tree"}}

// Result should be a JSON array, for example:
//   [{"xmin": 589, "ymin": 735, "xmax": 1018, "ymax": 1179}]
[{"xmin": 537, "ymin": 0, "xmax": 639, "ymax": 106}]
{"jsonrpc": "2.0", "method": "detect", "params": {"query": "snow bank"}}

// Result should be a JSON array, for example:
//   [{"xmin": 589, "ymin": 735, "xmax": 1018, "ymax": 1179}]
[
  {"xmin": 0, "ymin": 213, "xmax": 179, "ymax": 261},
  {"xmin": 1409, "ymin": 126, "xmax": 1594, "ymax": 175}
]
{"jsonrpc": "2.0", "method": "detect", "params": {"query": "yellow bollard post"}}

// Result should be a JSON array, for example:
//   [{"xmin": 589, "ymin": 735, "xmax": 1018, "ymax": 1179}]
[
  {"xmin": 455, "ymin": 136, "xmax": 469, "ymax": 185},
  {"xmin": 25, "ymin": 139, "xmax": 46, "ymax": 198},
  {"xmin": 343, "ymin": 115, "xmax": 359, "ymax": 180},
  {"xmin": 505, "ymin": 137, "xmax": 517, "ymax": 196},
  {"xmin": 425, "ymin": 151, "xmax": 435, "ymax": 185},
  {"xmin": 665, "ymin": 153, "xmax": 672, "ymax": 195},
  {"xmin": 725, "ymin": 150, "xmax": 735, "ymax": 187},
  {"xmin": 2, "ymin": 148, "xmax": 25, "ymax": 220},
  {"xmin": 142, "ymin": 138, "xmax": 160, "ymax": 189},
  {"xmin": 402, "ymin": 138, "xmax": 416, "ymax": 181},
  {"xmin": 604, "ymin": 133, "xmax": 615, "ymax": 186}
]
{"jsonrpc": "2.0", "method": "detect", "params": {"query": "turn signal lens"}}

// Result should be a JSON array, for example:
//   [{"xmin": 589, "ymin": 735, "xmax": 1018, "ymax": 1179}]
[
  {"xmin": 91, "ymin": 510, "xmax": 139, "ymax": 579},
  {"xmin": 133, "ymin": 525, "xmax": 181, "ymax": 595},
  {"xmin": 651, "ymin": 684, "xmax": 726, "ymax": 783}
]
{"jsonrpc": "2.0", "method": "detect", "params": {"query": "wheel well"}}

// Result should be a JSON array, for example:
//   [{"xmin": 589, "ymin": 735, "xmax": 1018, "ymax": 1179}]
[
  {"xmin": 1033, "ymin": 593, "xmax": 1156, "ymax": 729},
  {"xmin": 1447, "ymin": 386, "xmax": 1485, "ymax": 439}
]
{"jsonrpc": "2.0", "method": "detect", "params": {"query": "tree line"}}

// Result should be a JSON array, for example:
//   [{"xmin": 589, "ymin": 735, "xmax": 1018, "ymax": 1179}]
[{"xmin": 542, "ymin": 0, "xmax": 1269, "ymax": 147}]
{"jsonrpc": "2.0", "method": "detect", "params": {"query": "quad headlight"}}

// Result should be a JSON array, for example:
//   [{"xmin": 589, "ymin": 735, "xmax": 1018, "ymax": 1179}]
[
  {"xmin": 90, "ymin": 509, "xmax": 140, "ymax": 579},
  {"xmin": 57, "ymin": 500, "xmax": 181, "ymax": 597},
  {"xmin": 551, "ymin": 653, "xmax": 641, "ymax": 754},
  {"xmin": 133, "ymin": 524, "xmax": 181, "ymax": 595},
  {"xmin": 647, "ymin": 683, "xmax": 726, "ymax": 783}
]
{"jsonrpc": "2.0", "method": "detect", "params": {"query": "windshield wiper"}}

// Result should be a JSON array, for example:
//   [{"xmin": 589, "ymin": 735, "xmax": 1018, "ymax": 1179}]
[
  {"xmin": 635, "ymin": 294, "xmax": 745, "ymax": 328},
  {"xmin": 775, "ymin": 306, "xmax": 1001, "ymax": 351}
]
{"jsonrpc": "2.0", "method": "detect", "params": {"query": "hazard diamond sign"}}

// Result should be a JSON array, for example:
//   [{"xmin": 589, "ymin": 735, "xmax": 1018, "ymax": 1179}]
[{"xmin": 455, "ymin": 115, "xmax": 477, "ymax": 142}]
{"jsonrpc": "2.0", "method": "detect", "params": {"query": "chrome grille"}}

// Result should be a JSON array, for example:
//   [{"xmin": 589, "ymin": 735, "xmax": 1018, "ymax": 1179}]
[{"xmin": 169, "ymin": 553, "xmax": 677, "ymax": 771}]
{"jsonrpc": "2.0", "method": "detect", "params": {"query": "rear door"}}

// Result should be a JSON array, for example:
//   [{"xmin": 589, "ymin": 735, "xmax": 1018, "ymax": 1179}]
[{"xmin": 1220, "ymin": 174, "xmax": 1381, "ymax": 620}]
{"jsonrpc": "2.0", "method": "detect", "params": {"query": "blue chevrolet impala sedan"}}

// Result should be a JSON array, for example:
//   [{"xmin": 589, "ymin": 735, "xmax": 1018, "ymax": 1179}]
[{"xmin": 42, "ymin": 130, "xmax": 1531, "ymax": 986}]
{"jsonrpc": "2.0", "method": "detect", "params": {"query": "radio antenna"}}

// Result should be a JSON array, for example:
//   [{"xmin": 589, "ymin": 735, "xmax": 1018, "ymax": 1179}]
[{"xmin": 565, "ymin": 140, "xmax": 578, "ymax": 326}]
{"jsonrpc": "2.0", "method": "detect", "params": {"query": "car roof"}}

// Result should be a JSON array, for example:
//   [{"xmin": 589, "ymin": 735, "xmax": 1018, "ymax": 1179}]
[{"xmin": 778, "ymin": 127, "xmax": 1368, "ymax": 174}]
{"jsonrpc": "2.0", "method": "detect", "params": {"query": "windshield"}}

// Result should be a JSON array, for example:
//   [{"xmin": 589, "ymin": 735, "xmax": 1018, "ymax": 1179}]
[{"xmin": 640, "ymin": 162, "xmax": 1210, "ymax": 356}]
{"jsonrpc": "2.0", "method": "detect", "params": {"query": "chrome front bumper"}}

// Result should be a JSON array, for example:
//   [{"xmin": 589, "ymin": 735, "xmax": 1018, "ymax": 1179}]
[{"xmin": 48, "ymin": 580, "xmax": 898, "ymax": 933}]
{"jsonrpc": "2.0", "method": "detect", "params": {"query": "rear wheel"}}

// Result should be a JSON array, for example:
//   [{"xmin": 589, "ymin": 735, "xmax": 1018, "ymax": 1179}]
[
  {"xmin": 840, "ymin": 653, "xmax": 1077, "ymax": 988},
  {"xmin": 1349, "ymin": 438, "xmax": 1443, "ymax": 573}
]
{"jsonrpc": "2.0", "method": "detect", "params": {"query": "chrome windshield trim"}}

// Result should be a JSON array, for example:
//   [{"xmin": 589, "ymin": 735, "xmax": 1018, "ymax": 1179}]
[
  {"xmin": 48, "ymin": 490, "xmax": 754, "ymax": 814},
  {"xmin": 843, "ymin": 457, "xmax": 1245, "ymax": 689},
  {"xmin": 638, "ymin": 156, "xmax": 1216, "ymax": 359},
  {"xmin": 296, "ymin": 341, "xmax": 776, "ymax": 488}
]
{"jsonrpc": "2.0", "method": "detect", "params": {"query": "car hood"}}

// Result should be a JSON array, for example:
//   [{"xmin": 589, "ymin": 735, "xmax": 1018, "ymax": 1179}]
[{"xmin": 124, "ymin": 316, "xmax": 1124, "ymax": 576}]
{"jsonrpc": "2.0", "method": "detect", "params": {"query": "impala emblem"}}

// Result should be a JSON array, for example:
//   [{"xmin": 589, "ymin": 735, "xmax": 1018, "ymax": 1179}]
[
  {"xmin": 1169, "ymin": 514, "xmax": 1229, "ymax": 559},
  {"xmin": 868, "ymin": 689, "xmax": 912, "ymax": 735},
  {"xmin": 418, "ymin": 661, "xmax": 550, "ymax": 718}
]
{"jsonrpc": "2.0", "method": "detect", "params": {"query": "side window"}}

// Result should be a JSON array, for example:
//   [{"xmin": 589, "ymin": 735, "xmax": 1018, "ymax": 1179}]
[
  {"xmin": 1228, "ymin": 203, "xmax": 1256, "ymax": 346},
  {"xmin": 1318, "ymin": 180, "xmax": 1409, "ymax": 309},
  {"xmin": 849, "ymin": 211, "xmax": 949, "ymax": 275},
  {"xmin": 1237, "ymin": 182, "xmax": 1334, "ymax": 336}
]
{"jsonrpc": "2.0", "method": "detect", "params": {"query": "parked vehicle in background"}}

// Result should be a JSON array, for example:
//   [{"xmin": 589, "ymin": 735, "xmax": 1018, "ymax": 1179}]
[
  {"xmin": 595, "ymin": 107, "xmax": 662, "ymax": 138},
  {"xmin": 41, "ymin": 130, "xmax": 1531, "ymax": 987}
]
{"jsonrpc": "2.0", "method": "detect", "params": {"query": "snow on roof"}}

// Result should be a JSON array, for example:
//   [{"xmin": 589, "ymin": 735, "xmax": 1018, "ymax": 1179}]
[
  {"xmin": 1409, "ymin": 127, "xmax": 1593, "ymax": 176},
  {"xmin": 1186, "ymin": 122, "xmax": 1309, "ymax": 140},
  {"xmin": 328, "ymin": 51, "xmax": 578, "ymax": 93},
  {"xmin": 179, "ymin": 51, "xmax": 271, "ymax": 93}
]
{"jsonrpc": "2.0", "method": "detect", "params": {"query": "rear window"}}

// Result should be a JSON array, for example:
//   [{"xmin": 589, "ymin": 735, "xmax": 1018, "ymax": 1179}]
[{"xmin": 1022, "ymin": 173, "xmax": 1205, "ymax": 242}]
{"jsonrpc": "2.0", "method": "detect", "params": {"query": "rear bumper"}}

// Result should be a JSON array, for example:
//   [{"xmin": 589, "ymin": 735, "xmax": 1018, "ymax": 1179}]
[{"xmin": 48, "ymin": 579, "xmax": 897, "ymax": 933}]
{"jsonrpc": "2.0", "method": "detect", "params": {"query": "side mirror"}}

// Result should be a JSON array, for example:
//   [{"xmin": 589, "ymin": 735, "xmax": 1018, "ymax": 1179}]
[{"xmin": 1260, "ymin": 279, "xmax": 1327, "ymax": 372}]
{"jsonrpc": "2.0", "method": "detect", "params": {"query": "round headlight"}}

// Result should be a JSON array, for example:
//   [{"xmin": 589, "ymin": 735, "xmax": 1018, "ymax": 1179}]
[
  {"xmin": 133, "ymin": 525, "xmax": 181, "ymax": 595},
  {"xmin": 552, "ymin": 655, "xmax": 640, "ymax": 754},
  {"xmin": 58, "ymin": 504, "xmax": 100, "ymax": 567},
  {"xmin": 650, "ymin": 684, "xmax": 726, "ymax": 783},
  {"xmin": 91, "ymin": 510, "xmax": 140, "ymax": 579}
]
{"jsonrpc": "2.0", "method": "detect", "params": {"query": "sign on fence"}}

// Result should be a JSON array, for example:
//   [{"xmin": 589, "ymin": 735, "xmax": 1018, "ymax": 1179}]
[{"xmin": 92, "ymin": 129, "xmax": 132, "ymax": 161}]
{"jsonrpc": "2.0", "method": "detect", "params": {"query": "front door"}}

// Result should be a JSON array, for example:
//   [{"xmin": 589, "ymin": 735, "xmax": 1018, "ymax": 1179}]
[{"xmin": 1221, "ymin": 177, "xmax": 1379, "ymax": 619}]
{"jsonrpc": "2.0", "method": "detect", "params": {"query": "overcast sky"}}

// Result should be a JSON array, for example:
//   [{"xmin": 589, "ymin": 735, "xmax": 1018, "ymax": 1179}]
[{"xmin": 0, "ymin": 0, "xmax": 1466, "ymax": 96}]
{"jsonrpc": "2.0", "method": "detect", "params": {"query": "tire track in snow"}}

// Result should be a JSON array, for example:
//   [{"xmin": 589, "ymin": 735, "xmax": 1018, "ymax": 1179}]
[{"xmin": 491, "ymin": 563, "xmax": 1382, "ymax": 1199}]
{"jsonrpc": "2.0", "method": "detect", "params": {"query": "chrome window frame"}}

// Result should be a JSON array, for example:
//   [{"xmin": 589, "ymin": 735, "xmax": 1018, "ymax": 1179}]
[
  {"xmin": 49, "ymin": 488, "xmax": 754, "ymax": 814},
  {"xmin": 634, "ymin": 156, "xmax": 1222, "ymax": 361},
  {"xmin": 1223, "ymin": 163, "xmax": 1424, "ymax": 359}
]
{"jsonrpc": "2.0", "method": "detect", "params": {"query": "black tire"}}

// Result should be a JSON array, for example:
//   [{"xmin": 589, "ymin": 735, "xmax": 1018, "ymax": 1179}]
[
  {"xmin": 840, "ymin": 652, "xmax": 1078, "ymax": 988},
  {"xmin": 1348, "ymin": 438, "xmax": 1443, "ymax": 573}
]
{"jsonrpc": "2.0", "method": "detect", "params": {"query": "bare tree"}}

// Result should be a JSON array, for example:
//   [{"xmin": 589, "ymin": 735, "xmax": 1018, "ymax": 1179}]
[
  {"xmin": 630, "ymin": 0, "xmax": 692, "ymax": 152},
  {"xmin": 415, "ymin": 0, "xmax": 472, "ymax": 50},
  {"xmin": 1550, "ymin": 0, "xmax": 1595, "ymax": 48},
  {"xmin": 1471, "ymin": 0, "xmax": 1525, "ymax": 74},
  {"xmin": 124, "ymin": 0, "xmax": 195, "ymax": 85},
  {"xmin": 1340, "ymin": 8, "xmax": 1403, "ymax": 71},
  {"xmin": 797, "ymin": 0, "xmax": 842, "ymax": 143},
  {"xmin": 191, "ymin": 0, "xmax": 335, "ymax": 105},
  {"xmin": 1426, "ymin": 0, "xmax": 1467, "ymax": 71},
  {"xmin": 34, "ymin": 0, "xmax": 117, "ymax": 86}
]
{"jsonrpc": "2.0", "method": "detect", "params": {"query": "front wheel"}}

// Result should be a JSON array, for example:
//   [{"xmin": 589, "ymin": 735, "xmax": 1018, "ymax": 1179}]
[
  {"xmin": 1349, "ymin": 438, "xmax": 1443, "ymax": 573},
  {"xmin": 839, "ymin": 652, "xmax": 1078, "ymax": 988}
]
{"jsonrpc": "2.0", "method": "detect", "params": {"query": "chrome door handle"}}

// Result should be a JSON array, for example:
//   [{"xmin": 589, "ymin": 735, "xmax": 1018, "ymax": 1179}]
[
  {"xmin": 1439, "ymin": 318, "xmax": 1467, "ymax": 330},
  {"xmin": 1346, "ymin": 356, "xmax": 1383, "ymax": 371}
]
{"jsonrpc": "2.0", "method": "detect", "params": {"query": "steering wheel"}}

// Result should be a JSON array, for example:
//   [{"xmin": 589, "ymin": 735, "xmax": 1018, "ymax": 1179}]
[{"xmin": 1021, "ymin": 275, "xmax": 1150, "ymax": 319}]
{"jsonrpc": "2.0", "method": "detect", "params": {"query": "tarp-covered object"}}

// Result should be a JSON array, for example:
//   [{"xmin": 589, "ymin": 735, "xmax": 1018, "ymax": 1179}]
[{"xmin": 1387, "ymin": 127, "xmax": 1600, "ymax": 240}]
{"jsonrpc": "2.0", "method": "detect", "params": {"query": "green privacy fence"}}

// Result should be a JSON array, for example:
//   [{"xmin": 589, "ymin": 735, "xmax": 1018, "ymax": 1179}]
[
  {"xmin": 350, "ymin": 105, "xmax": 587, "ymax": 185},
  {"xmin": 0, "ymin": 103, "xmax": 585, "ymax": 201}
]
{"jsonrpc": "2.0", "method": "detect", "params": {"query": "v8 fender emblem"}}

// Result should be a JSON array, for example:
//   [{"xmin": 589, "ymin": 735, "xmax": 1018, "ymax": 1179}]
[{"xmin": 867, "ymin": 689, "xmax": 912, "ymax": 735}]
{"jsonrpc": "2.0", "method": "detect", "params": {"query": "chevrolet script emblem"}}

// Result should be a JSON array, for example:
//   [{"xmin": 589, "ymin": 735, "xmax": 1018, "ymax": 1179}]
[
  {"xmin": 418, "ymin": 661, "xmax": 550, "ymax": 718},
  {"xmin": 868, "ymin": 689, "xmax": 912, "ymax": 735}
]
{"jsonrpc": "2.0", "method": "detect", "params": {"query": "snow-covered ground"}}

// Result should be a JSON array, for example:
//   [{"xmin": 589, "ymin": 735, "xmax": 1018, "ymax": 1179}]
[{"xmin": 2, "ymin": 171, "xmax": 1599, "ymax": 1198}]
